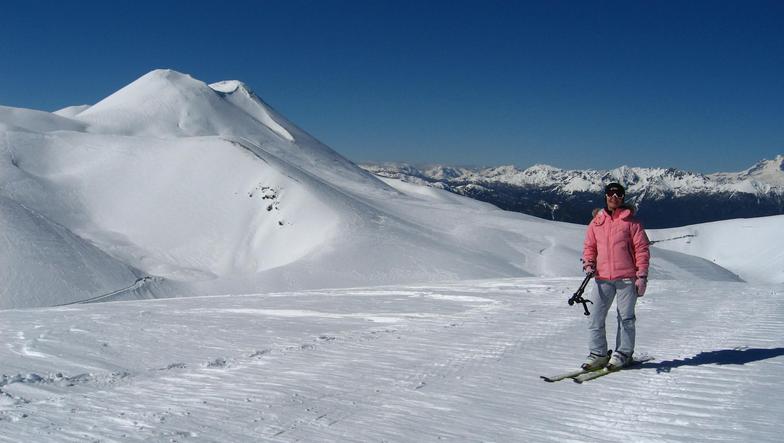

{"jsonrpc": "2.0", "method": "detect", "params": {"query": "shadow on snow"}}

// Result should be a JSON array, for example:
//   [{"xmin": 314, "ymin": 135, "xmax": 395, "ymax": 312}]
[{"xmin": 642, "ymin": 347, "xmax": 784, "ymax": 373}]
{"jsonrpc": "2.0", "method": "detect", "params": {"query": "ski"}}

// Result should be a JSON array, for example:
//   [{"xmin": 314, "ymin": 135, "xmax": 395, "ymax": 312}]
[
  {"xmin": 573, "ymin": 356, "xmax": 654, "ymax": 384},
  {"xmin": 540, "ymin": 367, "xmax": 598, "ymax": 382}
]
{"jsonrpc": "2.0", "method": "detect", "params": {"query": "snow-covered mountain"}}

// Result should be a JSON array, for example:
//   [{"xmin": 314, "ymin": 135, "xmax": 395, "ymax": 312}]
[
  {"xmin": 1, "ymin": 69, "xmax": 783, "ymax": 440},
  {"xmin": 363, "ymin": 158, "xmax": 784, "ymax": 196},
  {"xmin": 0, "ymin": 69, "xmax": 781, "ymax": 310},
  {"xmin": 361, "ymin": 158, "xmax": 784, "ymax": 228}
]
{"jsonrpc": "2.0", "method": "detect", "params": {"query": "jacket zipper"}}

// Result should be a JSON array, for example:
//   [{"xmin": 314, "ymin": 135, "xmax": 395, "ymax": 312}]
[{"xmin": 606, "ymin": 212, "xmax": 614, "ymax": 279}]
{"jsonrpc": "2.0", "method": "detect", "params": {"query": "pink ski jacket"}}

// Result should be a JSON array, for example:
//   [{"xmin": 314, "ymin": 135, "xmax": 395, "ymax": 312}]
[{"xmin": 583, "ymin": 206, "xmax": 650, "ymax": 280}]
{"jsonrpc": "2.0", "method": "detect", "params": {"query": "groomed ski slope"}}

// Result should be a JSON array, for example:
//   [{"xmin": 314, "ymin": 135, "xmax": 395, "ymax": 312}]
[{"xmin": 0, "ymin": 277, "xmax": 781, "ymax": 442}]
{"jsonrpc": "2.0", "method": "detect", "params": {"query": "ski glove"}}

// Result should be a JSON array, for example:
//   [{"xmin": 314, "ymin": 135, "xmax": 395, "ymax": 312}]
[
  {"xmin": 635, "ymin": 277, "xmax": 647, "ymax": 297},
  {"xmin": 583, "ymin": 264, "xmax": 596, "ymax": 275}
]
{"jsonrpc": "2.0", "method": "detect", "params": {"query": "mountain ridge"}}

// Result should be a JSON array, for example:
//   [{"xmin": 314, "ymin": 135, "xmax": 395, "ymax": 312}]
[
  {"xmin": 361, "ymin": 157, "xmax": 784, "ymax": 228},
  {"xmin": 363, "ymin": 156, "xmax": 784, "ymax": 195}
]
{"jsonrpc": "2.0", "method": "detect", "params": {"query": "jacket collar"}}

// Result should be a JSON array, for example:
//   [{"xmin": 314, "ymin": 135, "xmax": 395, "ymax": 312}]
[{"xmin": 592, "ymin": 204, "xmax": 635, "ymax": 225}]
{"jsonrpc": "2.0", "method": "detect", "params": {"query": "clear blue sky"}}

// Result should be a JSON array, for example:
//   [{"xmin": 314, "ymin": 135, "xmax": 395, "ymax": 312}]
[{"xmin": 2, "ymin": 0, "xmax": 782, "ymax": 173}]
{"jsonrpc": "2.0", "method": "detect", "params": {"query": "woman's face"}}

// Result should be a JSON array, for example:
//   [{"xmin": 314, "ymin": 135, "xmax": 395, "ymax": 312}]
[{"xmin": 606, "ymin": 191, "xmax": 624, "ymax": 210}]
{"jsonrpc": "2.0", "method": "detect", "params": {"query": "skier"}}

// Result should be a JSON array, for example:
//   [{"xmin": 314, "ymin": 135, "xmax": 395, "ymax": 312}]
[{"xmin": 580, "ymin": 182, "xmax": 650, "ymax": 371}]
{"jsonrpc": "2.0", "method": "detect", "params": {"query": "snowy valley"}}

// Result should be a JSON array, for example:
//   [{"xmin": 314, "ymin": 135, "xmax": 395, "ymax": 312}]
[{"xmin": 0, "ymin": 70, "xmax": 782, "ymax": 441}]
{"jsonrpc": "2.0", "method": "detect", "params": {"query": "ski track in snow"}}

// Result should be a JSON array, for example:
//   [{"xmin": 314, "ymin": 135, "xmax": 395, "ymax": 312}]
[{"xmin": 0, "ymin": 278, "xmax": 782, "ymax": 442}]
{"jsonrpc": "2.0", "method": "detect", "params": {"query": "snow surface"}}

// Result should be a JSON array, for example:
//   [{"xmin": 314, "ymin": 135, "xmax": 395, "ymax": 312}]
[
  {"xmin": 1, "ymin": 69, "xmax": 783, "ymax": 440},
  {"xmin": 0, "ymin": 278, "xmax": 781, "ymax": 441},
  {"xmin": 650, "ymin": 216, "xmax": 784, "ymax": 284},
  {"xmin": 52, "ymin": 105, "xmax": 91, "ymax": 118}
]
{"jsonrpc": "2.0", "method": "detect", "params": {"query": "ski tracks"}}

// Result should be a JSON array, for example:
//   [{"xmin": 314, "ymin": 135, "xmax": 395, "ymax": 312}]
[
  {"xmin": 532, "ymin": 281, "xmax": 784, "ymax": 442},
  {"xmin": 1, "ymin": 279, "xmax": 782, "ymax": 441},
  {"xmin": 267, "ymin": 281, "xmax": 576, "ymax": 442}
]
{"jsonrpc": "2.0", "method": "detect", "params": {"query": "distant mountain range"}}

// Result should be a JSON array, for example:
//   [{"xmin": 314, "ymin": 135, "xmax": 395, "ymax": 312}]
[{"xmin": 361, "ymin": 156, "xmax": 784, "ymax": 228}]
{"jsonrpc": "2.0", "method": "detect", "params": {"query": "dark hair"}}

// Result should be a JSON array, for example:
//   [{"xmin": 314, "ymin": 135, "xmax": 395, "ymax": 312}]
[{"xmin": 605, "ymin": 182, "xmax": 625, "ymax": 195}]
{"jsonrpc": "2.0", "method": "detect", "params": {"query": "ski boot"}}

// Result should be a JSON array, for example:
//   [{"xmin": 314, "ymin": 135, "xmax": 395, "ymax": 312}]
[
  {"xmin": 607, "ymin": 351, "xmax": 632, "ymax": 370},
  {"xmin": 581, "ymin": 351, "xmax": 610, "ymax": 371}
]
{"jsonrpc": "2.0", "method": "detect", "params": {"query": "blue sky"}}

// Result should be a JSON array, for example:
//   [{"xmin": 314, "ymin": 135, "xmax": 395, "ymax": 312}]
[{"xmin": 2, "ymin": 0, "xmax": 782, "ymax": 173}]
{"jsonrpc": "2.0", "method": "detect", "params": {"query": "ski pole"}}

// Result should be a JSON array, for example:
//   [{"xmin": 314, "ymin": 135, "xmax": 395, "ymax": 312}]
[{"xmin": 568, "ymin": 272, "xmax": 594, "ymax": 316}]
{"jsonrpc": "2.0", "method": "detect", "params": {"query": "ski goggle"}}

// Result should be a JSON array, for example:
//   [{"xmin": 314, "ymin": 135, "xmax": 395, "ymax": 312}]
[{"xmin": 606, "ymin": 190, "xmax": 625, "ymax": 198}]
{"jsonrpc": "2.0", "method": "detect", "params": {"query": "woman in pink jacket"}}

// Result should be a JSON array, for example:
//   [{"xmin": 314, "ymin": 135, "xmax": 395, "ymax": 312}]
[{"xmin": 581, "ymin": 182, "xmax": 650, "ymax": 370}]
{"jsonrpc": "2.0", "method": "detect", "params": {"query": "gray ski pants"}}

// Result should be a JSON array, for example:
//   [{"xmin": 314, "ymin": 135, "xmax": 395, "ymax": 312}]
[{"xmin": 588, "ymin": 278, "xmax": 638, "ymax": 356}]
